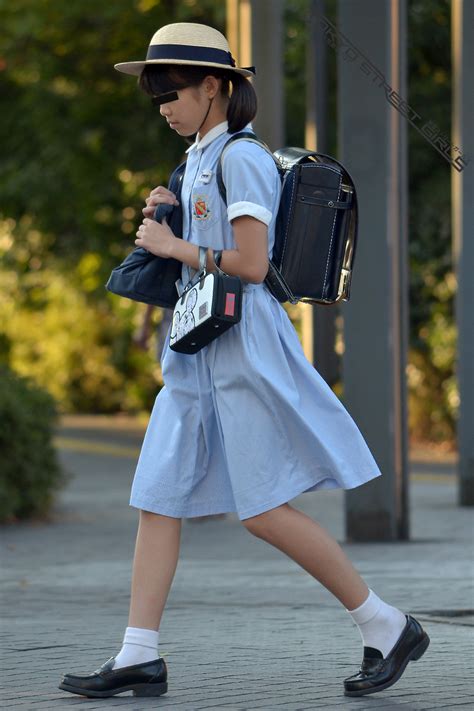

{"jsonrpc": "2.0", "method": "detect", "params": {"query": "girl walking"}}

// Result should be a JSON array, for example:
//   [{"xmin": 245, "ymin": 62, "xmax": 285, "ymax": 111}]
[{"xmin": 59, "ymin": 22, "xmax": 429, "ymax": 700}]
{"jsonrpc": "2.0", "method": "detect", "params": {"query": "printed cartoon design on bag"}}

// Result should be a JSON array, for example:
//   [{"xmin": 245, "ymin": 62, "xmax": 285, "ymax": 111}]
[
  {"xmin": 180, "ymin": 288, "xmax": 198, "ymax": 336},
  {"xmin": 170, "ymin": 309, "xmax": 182, "ymax": 344},
  {"xmin": 170, "ymin": 287, "xmax": 198, "ymax": 344}
]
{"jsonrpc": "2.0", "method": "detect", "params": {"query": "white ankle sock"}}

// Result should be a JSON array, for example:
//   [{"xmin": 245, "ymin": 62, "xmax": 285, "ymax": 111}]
[
  {"xmin": 112, "ymin": 626, "xmax": 160, "ymax": 670},
  {"xmin": 346, "ymin": 589, "xmax": 407, "ymax": 658}
]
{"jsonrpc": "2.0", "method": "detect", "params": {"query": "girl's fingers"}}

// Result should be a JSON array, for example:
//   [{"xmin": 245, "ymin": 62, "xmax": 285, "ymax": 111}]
[
  {"xmin": 146, "ymin": 195, "xmax": 178, "ymax": 206},
  {"xmin": 148, "ymin": 189, "xmax": 179, "ymax": 204},
  {"xmin": 150, "ymin": 186, "xmax": 175, "ymax": 198}
]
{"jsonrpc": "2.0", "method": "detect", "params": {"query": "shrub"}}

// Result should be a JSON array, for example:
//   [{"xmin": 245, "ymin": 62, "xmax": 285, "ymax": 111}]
[
  {"xmin": 0, "ymin": 248, "xmax": 161, "ymax": 414},
  {"xmin": 0, "ymin": 365, "xmax": 68, "ymax": 523}
]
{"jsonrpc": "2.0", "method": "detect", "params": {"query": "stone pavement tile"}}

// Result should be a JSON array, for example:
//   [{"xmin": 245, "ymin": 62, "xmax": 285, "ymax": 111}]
[
  {"xmin": 1, "ymin": 603, "xmax": 471, "ymax": 709},
  {"xmin": 2, "ymin": 603, "xmax": 471, "ymax": 709}
]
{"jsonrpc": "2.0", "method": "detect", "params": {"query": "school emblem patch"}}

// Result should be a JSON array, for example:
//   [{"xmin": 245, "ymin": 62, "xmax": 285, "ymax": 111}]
[{"xmin": 193, "ymin": 194, "xmax": 211, "ymax": 220}]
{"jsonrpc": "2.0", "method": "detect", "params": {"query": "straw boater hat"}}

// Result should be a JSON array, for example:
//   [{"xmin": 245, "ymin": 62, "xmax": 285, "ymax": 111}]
[{"xmin": 114, "ymin": 22, "xmax": 255, "ymax": 78}]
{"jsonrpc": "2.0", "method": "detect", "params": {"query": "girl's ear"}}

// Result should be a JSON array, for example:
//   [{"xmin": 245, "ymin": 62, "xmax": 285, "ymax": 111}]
[{"xmin": 203, "ymin": 75, "xmax": 220, "ymax": 99}]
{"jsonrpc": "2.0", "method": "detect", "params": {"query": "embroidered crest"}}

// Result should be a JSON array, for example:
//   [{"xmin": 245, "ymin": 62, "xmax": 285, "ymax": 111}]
[{"xmin": 193, "ymin": 194, "xmax": 211, "ymax": 221}]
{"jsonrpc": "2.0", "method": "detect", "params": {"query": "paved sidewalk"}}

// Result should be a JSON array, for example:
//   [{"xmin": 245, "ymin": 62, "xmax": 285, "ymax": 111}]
[{"xmin": 1, "ymin": 416, "xmax": 473, "ymax": 710}]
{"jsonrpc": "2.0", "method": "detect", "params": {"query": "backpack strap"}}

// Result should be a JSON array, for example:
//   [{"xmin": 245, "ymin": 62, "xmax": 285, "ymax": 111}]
[
  {"xmin": 168, "ymin": 159, "xmax": 187, "ymax": 196},
  {"xmin": 216, "ymin": 131, "xmax": 280, "ymax": 205}
]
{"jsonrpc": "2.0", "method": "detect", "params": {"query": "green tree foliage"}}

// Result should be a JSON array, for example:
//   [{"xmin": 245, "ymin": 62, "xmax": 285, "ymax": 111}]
[{"xmin": 0, "ymin": 0, "xmax": 224, "ymax": 272}]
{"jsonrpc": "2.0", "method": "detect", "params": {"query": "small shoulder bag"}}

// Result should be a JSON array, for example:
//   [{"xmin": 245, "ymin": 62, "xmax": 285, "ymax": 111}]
[{"xmin": 169, "ymin": 246, "xmax": 243, "ymax": 354}]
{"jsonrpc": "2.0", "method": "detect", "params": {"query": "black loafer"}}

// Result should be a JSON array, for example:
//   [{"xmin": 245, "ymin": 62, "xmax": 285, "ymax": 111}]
[
  {"xmin": 58, "ymin": 655, "xmax": 168, "ymax": 698},
  {"xmin": 343, "ymin": 614, "xmax": 430, "ymax": 697}
]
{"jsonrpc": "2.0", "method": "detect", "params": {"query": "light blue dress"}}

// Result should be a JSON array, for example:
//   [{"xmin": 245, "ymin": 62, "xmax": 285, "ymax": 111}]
[{"xmin": 129, "ymin": 121, "xmax": 382, "ymax": 520}]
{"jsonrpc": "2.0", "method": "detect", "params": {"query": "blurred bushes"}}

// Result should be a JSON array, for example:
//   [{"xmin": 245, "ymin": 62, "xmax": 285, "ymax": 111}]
[
  {"xmin": 0, "ymin": 365, "xmax": 67, "ymax": 523},
  {"xmin": 0, "ymin": 215, "xmax": 163, "ymax": 413},
  {"xmin": 407, "ymin": 271, "xmax": 458, "ymax": 446}
]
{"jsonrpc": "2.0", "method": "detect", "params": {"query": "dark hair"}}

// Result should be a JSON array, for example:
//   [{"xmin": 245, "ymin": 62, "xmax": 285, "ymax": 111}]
[{"xmin": 138, "ymin": 64, "xmax": 257, "ymax": 133}]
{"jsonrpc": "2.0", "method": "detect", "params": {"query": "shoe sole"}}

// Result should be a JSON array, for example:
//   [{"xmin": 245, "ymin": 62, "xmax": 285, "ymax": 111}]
[
  {"xmin": 343, "ymin": 632, "xmax": 430, "ymax": 697},
  {"xmin": 58, "ymin": 680, "xmax": 168, "ymax": 698}
]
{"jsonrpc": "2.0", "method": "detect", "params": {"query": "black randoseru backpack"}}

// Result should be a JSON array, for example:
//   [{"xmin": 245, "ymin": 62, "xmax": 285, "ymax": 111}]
[{"xmin": 216, "ymin": 132, "xmax": 358, "ymax": 306}]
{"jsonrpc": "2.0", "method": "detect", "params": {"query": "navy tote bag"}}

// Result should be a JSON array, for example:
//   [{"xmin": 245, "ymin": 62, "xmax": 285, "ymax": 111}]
[{"xmin": 105, "ymin": 161, "xmax": 186, "ymax": 310}]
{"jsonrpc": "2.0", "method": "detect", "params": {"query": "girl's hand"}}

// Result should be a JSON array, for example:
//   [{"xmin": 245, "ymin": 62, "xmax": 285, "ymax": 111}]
[
  {"xmin": 135, "ymin": 217, "xmax": 176, "ymax": 258},
  {"xmin": 142, "ymin": 185, "xmax": 180, "ymax": 218}
]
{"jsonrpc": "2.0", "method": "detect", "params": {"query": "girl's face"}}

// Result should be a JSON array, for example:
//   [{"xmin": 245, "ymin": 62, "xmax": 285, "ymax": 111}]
[{"xmin": 158, "ymin": 83, "xmax": 212, "ymax": 137}]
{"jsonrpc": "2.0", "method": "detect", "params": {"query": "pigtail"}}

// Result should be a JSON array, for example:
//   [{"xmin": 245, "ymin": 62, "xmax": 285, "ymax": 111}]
[{"xmin": 227, "ymin": 73, "xmax": 258, "ymax": 133}]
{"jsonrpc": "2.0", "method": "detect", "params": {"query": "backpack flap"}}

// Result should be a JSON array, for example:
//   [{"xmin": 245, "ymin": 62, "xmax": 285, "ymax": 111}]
[{"xmin": 274, "ymin": 146, "xmax": 317, "ymax": 168}]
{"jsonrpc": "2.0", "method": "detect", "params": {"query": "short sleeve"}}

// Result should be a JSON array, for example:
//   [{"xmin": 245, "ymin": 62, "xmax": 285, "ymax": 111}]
[{"xmin": 221, "ymin": 141, "xmax": 279, "ymax": 226}]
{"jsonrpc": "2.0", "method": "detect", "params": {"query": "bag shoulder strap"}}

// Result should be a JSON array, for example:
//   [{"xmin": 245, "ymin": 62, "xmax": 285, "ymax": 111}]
[
  {"xmin": 216, "ymin": 132, "xmax": 280, "ymax": 205},
  {"xmin": 168, "ymin": 158, "xmax": 187, "ymax": 194},
  {"xmin": 154, "ymin": 158, "xmax": 187, "ymax": 224}
]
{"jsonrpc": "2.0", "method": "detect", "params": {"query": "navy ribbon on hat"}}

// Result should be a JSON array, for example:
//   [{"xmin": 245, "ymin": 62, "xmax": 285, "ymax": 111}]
[{"xmin": 146, "ymin": 44, "xmax": 255, "ymax": 74}]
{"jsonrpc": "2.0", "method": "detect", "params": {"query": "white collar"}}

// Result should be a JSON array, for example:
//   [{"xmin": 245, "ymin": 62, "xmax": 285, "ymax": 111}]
[{"xmin": 185, "ymin": 120, "xmax": 229, "ymax": 153}]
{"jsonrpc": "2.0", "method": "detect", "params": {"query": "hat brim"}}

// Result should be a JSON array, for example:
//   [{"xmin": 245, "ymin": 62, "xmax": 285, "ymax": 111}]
[{"xmin": 114, "ymin": 59, "xmax": 254, "ymax": 78}]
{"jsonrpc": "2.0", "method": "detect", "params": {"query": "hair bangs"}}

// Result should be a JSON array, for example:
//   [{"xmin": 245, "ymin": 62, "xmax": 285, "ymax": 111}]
[{"xmin": 139, "ymin": 65, "xmax": 186, "ymax": 96}]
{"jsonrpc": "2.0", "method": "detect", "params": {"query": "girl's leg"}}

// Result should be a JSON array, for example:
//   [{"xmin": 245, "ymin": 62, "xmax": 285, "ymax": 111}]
[
  {"xmin": 241, "ymin": 501, "xmax": 430, "ymax": 697},
  {"xmin": 241, "ymin": 502, "xmax": 430, "ymax": 697},
  {"xmin": 112, "ymin": 510, "xmax": 182, "ymax": 669},
  {"xmin": 128, "ymin": 510, "xmax": 182, "ymax": 629},
  {"xmin": 242, "ymin": 502, "xmax": 410, "ymax": 661},
  {"xmin": 58, "ymin": 509, "xmax": 180, "ymax": 695},
  {"xmin": 242, "ymin": 502, "xmax": 368, "ymax": 610}
]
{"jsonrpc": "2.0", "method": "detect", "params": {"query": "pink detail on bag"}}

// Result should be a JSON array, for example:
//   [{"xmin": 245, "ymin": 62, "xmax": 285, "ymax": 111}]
[{"xmin": 224, "ymin": 292, "xmax": 235, "ymax": 316}]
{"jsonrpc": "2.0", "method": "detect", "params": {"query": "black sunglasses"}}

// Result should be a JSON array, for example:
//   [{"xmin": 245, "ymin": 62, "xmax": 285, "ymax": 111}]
[{"xmin": 151, "ymin": 90, "xmax": 179, "ymax": 107}]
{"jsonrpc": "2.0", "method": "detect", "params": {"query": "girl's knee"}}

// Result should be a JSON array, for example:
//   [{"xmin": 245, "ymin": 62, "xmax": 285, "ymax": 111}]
[
  {"xmin": 241, "ymin": 513, "xmax": 261, "ymax": 532},
  {"xmin": 241, "ymin": 503, "xmax": 290, "ymax": 536}
]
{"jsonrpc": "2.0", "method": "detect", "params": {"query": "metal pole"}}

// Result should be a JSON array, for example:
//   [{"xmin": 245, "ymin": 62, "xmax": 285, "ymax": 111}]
[
  {"xmin": 452, "ymin": 0, "xmax": 474, "ymax": 506},
  {"xmin": 226, "ymin": 0, "xmax": 284, "ymax": 149},
  {"xmin": 303, "ymin": 0, "xmax": 339, "ymax": 387},
  {"xmin": 250, "ymin": 0, "xmax": 285, "ymax": 149},
  {"xmin": 338, "ymin": 0, "xmax": 409, "ymax": 540}
]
